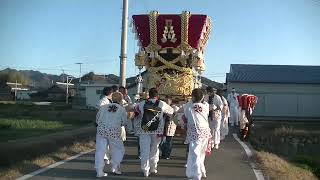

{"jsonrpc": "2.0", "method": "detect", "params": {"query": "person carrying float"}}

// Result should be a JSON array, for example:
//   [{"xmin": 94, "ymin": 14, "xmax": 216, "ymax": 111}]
[
  {"xmin": 206, "ymin": 86, "xmax": 223, "ymax": 149},
  {"xmin": 134, "ymin": 88, "xmax": 174, "ymax": 177},
  {"xmin": 238, "ymin": 94, "xmax": 258, "ymax": 141},
  {"xmin": 182, "ymin": 88, "xmax": 212, "ymax": 180},
  {"xmin": 95, "ymin": 86, "xmax": 113, "ymax": 166},
  {"xmin": 94, "ymin": 92, "xmax": 128, "ymax": 177}
]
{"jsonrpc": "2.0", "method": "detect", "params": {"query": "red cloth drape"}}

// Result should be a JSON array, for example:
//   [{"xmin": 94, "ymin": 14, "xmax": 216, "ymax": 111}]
[{"xmin": 132, "ymin": 14, "xmax": 210, "ymax": 50}]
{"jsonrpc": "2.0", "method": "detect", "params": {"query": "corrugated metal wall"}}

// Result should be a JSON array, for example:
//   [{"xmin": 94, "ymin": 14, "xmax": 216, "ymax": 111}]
[{"xmin": 227, "ymin": 83, "xmax": 320, "ymax": 118}]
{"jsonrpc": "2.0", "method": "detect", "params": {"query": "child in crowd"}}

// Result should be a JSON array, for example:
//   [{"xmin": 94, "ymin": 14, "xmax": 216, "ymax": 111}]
[{"xmin": 161, "ymin": 98, "xmax": 178, "ymax": 159}]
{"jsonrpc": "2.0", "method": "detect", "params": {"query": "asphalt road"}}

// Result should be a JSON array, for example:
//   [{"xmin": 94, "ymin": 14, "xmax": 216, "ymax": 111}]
[{"xmin": 27, "ymin": 128, "xmax": 257, "ymax": 180}]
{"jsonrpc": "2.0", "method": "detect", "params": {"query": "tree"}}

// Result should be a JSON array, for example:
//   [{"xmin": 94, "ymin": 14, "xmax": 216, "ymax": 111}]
[
  {"xmin": 81, "ymin": 72, "xmax": 95, "ymax": 81},
  {"xmin": 0, "ymin": 71, "xmax": 28, "ymax": 85}
]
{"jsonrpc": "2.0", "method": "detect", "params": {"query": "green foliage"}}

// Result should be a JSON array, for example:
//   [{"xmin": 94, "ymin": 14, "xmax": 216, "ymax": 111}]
[
  {"xmin": 0, "ymin": 118, "xmax": 65, "ymax": 129},
  {"xmin": 0, "ymin": 103, "xmax": 94, "ymax": 142},
  {"xmin": 295, "ymin": 155, "xmax": 320, "ymax": 178},
  {"xmin": 53, "ymin": 104, "xmax": 72, "ymax": 110},
  {"xmin": 81, "ymin": 71, "xmax": 95, "ymax": 81},
  {"xmin": 0, "ymin": 117, "xmax": 83, "ymax": 142}
]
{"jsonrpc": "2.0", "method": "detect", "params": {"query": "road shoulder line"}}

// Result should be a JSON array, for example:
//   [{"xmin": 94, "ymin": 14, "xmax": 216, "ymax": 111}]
[{"xmin": 16, "ymin": 149, "xmax": 94, "ymax": 180}]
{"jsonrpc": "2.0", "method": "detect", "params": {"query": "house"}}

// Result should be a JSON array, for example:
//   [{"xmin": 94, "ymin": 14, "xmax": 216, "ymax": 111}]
[
  {"xmin": 200, "ymin": 76, "xmax": 224, "ymax": 90},
  {"xmin": 72, "ymin": 73, "xmax": 125, "ymax": 108},
  {"xmin": 31, "ymin": 84, "xmax": 75, "ymax": 102},
  {"xmin": 16, "ymin": 89, "xmax": 37, "ymax": 100},
  {"xmin": 226, "ymin": 64, "xmax": 320, "ymax": 118},
  {"xmin": 0, "ymin": 83, "xmax": 35, "ymax": 101},
  {"xmin": 127, "ymin": 71, "xmax": 148, "ymax": 99},
  {"xmin": 46, "ymin": 84, "xmax": 74, "ymax": 102},
  {"xmin": 74, "ymin": 82, "xmax": 117, "ymax": 108},
  {"xmin": 0, "ymin": 84, "xmax": 14, "ymax": 101}
]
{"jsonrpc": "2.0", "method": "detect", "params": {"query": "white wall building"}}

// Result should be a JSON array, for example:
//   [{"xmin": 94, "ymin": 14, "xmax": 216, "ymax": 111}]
[
  {"xmin": 226, "ymin": 64, "xmax": 320, "ymax": 118},
  {"xmin": 79, "ymin": 83, "xmax": 116, "ymax": 108},
  {"xmin": 16, "ymin": 89, "xmax": 37, "ymax": 100}
]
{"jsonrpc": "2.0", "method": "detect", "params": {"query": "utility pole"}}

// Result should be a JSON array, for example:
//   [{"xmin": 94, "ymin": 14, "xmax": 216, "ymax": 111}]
[
  {"xmin": 75, "ymin": 63, "xmax": 83, "ymax": 83},
  {"xmin": 61, "ymin": 69, "xmax": 65, "ymax": 82},
  {"xmin": 6, "ymin": 81, "xmax": 22, "ymax": 101},
  {"xmin": 15, "ymin": 80, "xmax": 17, "ymax": 101},
  {"xmin": 56, "ymin": 76, "xmax": 74, "ymax": 104},
  {"xmin": 119, "ymin": 0, "xmax": 129, "ymax": 87}
]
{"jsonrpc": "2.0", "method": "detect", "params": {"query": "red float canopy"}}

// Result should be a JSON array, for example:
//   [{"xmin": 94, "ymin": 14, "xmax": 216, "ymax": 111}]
[{"xmin": 132, "ymin": 13, "xmax": 211, "ymax": 51}]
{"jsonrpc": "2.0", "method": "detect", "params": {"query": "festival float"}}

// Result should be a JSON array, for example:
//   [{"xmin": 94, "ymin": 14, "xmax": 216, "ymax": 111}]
[{"xmin": 132, "ymin": 11, "xmax": 212, "ymax": 102}]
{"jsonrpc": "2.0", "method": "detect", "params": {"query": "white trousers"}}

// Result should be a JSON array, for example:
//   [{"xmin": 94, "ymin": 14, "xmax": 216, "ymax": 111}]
[
  {"xmin": 239, "ymin": 110, "xmax": 249, "ymax": 130},
  {"xmin": 229, "ymin": 106, "xmax": 239, "ymax": 126},
  {"xmin": 220, "ymin": 115, "xmax": 229, "ymax": 139},
  {"xmin": 104, "ymin": 146, "xmax": 110, "ymax": 160},
  {"xmin": 210, "ymin": 116, "xmax": 221, "ymax": 145},
  {"xmin": 95, "ymin": 135, "xmax": 125, "ymax": 172},
  {"xmin": 186, "ymin": 138, "xmax": 208, "ymax": 180},
  {"xmin": 139, "ymin": 134, "xmax": 162, "ymax": 173}
]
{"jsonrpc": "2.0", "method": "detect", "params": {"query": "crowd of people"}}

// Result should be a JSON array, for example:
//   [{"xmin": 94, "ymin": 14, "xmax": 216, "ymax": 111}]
[{"xmin": 94, "ymin": 85, "xmax": 256, "ymax": 179}]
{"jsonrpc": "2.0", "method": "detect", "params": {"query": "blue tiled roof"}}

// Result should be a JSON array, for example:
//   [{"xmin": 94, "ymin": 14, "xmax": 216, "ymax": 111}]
[{"xmin": 226, "ymin": 64, "xmax": 320, "ymax": 84}]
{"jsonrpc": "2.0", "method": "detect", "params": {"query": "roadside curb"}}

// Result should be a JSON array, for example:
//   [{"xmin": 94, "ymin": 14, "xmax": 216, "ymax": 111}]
[{"xmin": 233, "ymin": 133, "xmax": 265, "ymax": 180}]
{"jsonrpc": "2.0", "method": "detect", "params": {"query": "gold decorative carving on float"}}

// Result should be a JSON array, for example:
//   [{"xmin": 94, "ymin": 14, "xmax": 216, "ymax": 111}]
[
  {"xmin": 156, "ymin": 55, "xmax": 192, "ymax": 73},
  {"xmin": 146, "ymin": 11, "xmax": 161, "ymax": 52},
  {"xmin": 180, "ymin": 11, "xmax": 193, "ymax": 54},
  {"xmin": 134, "ymin": 52, "xmax": 146, "ymax": 67},
  {"xmin": 161, "ymin": 20, "xmax": 177, "ymax": 43},
  {"xmin": 147, "ymin": 71, "xmax": 194, "ymax": 97},
  {"xmin": 200, "ymin": 18, "xmax": 212, "ymax": 51}
]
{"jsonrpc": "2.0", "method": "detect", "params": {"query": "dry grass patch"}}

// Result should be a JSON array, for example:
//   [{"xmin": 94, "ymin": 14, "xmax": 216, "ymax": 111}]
[
  {"xmin": 255, "ymin": 151, "xmax": 317, "ymax": 180},
  {"xmin": 0, "ymin": 140, "xmax": 95, "ymax": 180}
]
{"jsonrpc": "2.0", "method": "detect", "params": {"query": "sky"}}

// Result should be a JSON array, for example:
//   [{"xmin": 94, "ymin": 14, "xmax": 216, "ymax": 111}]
[{"xmin": 0, "ymin": 0, "xmax": 319, "ymax": 83}]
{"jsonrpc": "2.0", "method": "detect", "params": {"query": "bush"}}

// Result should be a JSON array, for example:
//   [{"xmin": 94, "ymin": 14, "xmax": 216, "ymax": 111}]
[{"xmin": 295, "ymin": 155, "xmax": 320, "ymax": 178}]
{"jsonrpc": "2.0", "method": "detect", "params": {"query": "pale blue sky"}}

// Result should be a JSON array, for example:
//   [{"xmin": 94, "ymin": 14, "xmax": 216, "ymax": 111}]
[{"xmin": 0, "ymin": 0, "xmax": 319, "ymax": 82}]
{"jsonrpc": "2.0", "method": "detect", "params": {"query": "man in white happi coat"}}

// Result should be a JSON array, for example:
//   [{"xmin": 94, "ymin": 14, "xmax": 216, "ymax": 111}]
[
  {"xmin": 183, "ymin": 88, "xmax": 212, "ymax": 180},
  {"xmin": 206, "ymin": 86, "xmax": 223, "ymax": 149},
  {"xmin": 119, "ymin": 86, "xmax": 132, "ymax": 105},
  {"xmin": 94, "ymin": 92, "xmax": 127, "ymax": 177},
  {"xmin": 96, "ymin": 87, "xmax": 113, "ymax": 164},
  {"xmin": 96, "ymin": 87, "xmax": 113, "ymax": 108},
  {"xmin": 134, "ymin": 88, "xmax": 174, "ymax": 177},
  {"xmin": 227, "ymin": 88, "xmax": 240, "ymax": 126},
  {"xmin": 119, "ymin": 86, "xmax": 134, "ymax": 135}
]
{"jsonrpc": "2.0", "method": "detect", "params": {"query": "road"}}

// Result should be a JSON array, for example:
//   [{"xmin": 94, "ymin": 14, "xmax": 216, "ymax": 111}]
[{"xmin": 25, "ymin": 128, "xmax": 257, "ymax": 180}]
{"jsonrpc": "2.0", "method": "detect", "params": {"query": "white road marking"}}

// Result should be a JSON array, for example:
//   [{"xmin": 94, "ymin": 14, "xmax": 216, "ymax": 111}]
[
  {"xmin": 233, "ymin": 133, "xmax": 265, "ymax": 180},
  {"xmin": 16, "ymin": 150, "xmax": 94, "ymax": 180}
]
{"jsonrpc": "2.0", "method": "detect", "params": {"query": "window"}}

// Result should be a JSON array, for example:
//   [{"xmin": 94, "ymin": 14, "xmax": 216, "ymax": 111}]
[{"xmin": 96, "ymin": 89, "xmax": 102, "ymax": 95}]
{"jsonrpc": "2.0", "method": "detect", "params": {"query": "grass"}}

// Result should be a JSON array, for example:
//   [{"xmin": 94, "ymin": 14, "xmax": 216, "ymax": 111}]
[
  {"xmin": 0, "ymin": 103, "xmax": 96, "ymax": 177},
  {"xmin": 294, "ymin": 155, "xmax": 320, "ymax": 178},
  {"xmin": 255, "ymin": 151, "xmax": 318, "ymax": 180},
  {"xmin": 0, "ymin": 103, "xmax": 95, "ymax": 142},
  {"xmin": 254, "ymin": 121, "xmax": 320, "ymax": 132},
  {"xmin": 251, "ymin": 120, "xmax": 320, "ymax": 179},
  {"xmin": 0, "ymin": 117, "xmax": 87, "ymax": 142},
  {"xmin": 0, "ymin": 139, "xmax": 95, "ymax": 180}
]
